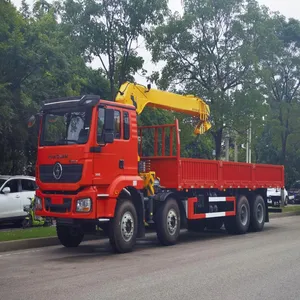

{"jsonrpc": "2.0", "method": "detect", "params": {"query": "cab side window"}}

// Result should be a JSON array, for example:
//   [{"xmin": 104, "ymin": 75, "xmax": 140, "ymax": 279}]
[
  {"xmin": 123, "ymin": 111, "xmax": 130, "ymax": 140},
  {"xmin": 97, "ymin": 107, "xmax": 105, "ymax": 144},
  {"xmin": 114, "ymin": 110, "xmax": 121, "ymax": 139},
  {"xmin": 97, "ymin": 108, "xmax": 121, "ymax": 142}
]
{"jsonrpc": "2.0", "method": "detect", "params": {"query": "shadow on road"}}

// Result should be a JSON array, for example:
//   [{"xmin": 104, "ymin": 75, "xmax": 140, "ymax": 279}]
[{"xmin": 46, "ymin": 224, "xmax": 280, "ymax": 263}]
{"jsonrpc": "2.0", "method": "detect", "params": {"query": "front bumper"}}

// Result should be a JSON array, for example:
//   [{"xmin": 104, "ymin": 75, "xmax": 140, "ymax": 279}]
[
  {"xmin": 267, "ymin": 196, "xmax": 281, "ymax": 207},
  {"xmin": 35, "ymin": 187, "xmax": 116, "ymax": 219}
]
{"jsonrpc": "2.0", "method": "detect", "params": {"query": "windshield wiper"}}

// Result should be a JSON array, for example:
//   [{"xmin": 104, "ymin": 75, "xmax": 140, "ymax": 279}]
[{"xmin": 55, "ymin": 139, "xmax": 78, "ymax": 145}]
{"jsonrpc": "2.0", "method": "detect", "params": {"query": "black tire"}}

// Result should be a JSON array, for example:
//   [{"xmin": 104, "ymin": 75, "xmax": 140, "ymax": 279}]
[
  {"xmin": 249, "ymin": 195, "xmax": 266, "ymax": 232},
  {"xmin": 225, "ymin": 195, "xmax": 250, "ymax": 234},
  {"xmin": 155, "ymin": 198, "xmax": 181, "ymax": 246},
  {"xmin": 109, "ymin": 199, "xmax": 138, "ymax": 253},
  {"xmin": 56, "ymin": 225, "xmax": 84, "ymax": 248},
  {"xmin": 187, "ymin": 219, "xmax": 206, "ymax": 232},
  {"xmin": 206, "ymin": 218, "xmax": 224, "ymax": 230},
  {"xmin": 22, "ymin": 217, "xmax": 32, "ymax": 229}
]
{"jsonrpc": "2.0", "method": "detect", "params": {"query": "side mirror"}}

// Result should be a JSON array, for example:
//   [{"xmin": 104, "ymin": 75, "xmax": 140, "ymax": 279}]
[
  {"xmin": 2, "ymin": 187, "xmax": 11, "ymax": 194},
  {"xmin": 103, "ymin": 109, "xmax": 114, "ymax": 144}
]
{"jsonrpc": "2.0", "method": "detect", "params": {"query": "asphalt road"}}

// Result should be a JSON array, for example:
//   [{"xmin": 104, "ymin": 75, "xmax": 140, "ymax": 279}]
[{"xmin": 1, "ymin": 216, "xmax": 300, "ymax": 300}]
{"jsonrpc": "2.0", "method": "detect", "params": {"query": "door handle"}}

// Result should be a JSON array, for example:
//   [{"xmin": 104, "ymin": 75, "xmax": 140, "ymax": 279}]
[
  {"xmin": 15, "ymin": 195, "xmax": 20, "ymax": 198},
  {"xmin": 119, "ymin": 160, "xmax": 124, "ymax": 169}
]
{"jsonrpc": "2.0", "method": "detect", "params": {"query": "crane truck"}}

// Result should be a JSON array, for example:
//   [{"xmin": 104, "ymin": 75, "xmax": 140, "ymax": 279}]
[{"xmin": 28, "ymin": 82, "xmax": 285, "ymax": 253}]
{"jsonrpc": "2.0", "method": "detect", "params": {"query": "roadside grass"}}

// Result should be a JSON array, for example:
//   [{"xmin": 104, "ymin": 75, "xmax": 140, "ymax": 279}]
[
  {"xmin": 282, "ymin": 205, "xmax": 300, "ymax": 213},
  {"xmin": 0, "ymin": 226, "xmax": 56, "ymax": 242}
]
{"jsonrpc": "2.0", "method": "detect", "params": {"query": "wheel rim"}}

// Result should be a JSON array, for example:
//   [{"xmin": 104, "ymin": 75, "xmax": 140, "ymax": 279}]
[
  {"xmin": 240, "ymin": 204, "xmax": 248, "ymax": 226},
  {"xmin": 167, "ymin": 209, "xmax": 178, "ymax": 236},
  {"xmin": 256, "ymin": 203, "xmax": 264, "ymax": 224},
  {"xmin": 121, "ymin": 211, "xmax": 134, "ymax": 242}
]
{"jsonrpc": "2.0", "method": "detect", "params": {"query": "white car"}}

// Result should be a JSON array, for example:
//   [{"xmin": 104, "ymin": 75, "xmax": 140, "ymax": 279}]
[
  {"xmin": 267, "ymin": 188, "xmax": 289, "ymax": 207},
  {"xmin": 0, "ymin": 175, "xmax": 37, "ymax": 224}
]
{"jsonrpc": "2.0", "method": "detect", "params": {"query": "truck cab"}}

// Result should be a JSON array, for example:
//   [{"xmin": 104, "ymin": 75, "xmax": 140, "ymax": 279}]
[{"xmin": 34, "ymin": 96, "xmax": 143, "ymax": 223}]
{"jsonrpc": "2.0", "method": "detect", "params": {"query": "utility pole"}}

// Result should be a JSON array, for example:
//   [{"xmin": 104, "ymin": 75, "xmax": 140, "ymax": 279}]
[
  {"xmin": 245, "ymin": 120, "xmax": 252, "ymax": 163},
  {"xmin": 233, "ymin": 131, "xmax": 238, "ymax": 162},
  {"xmin": 225, "ymin": 134, "xmax": 230, "ymax": 161},
  {"xmin": 246, "ymin": 129, "xmax": 249, "ymax": 163},
  {"xmin": 234, "ymin": 140, "xmax": 238, "ymax": 162},
  {"xmin": 249, "ymin": 120, "xmax": 252, "ymax": 163}
]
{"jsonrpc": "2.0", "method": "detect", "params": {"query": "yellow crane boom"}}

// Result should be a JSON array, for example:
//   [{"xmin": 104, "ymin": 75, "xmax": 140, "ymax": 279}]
[{"xmin": 115, "ymin": 82, "xmax": 211, "ymax": 135}]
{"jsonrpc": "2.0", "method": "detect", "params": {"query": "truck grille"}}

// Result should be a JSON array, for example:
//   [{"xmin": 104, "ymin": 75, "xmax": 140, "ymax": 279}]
[
  {"xmin": 44, "ymin": 197, "xmax": 72, "ymax": 213},
  {"xmin": 39, "ymin": 164, "xmax": 83, "ymax": 183}
]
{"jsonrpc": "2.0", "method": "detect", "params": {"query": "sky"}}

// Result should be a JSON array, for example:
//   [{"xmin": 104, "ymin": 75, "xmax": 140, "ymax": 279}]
[{"xmin": 11, "ymin": 0, "xmax": 300, "ymax": 85}]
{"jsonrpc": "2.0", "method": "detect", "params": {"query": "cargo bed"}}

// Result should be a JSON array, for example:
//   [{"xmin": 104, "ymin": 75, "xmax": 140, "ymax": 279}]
[
  {"xmin": 139, "ymin": 120, "xmax": 284, "ymax": 190},
  {"xmin": 144, "ymin": 157, "xmax": 284, "ymax": 190}
]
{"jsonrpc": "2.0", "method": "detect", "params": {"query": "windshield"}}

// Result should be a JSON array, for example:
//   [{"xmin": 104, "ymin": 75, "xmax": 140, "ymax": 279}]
[{"xmin": 40, "ymin": 107, "xmax": 92, "ymax": 146}]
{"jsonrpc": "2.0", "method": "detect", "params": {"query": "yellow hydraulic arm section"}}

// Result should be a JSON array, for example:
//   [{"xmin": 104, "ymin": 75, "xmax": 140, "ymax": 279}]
[{"xmin": 115, "ymin": 82, "xmax": 211, "ymax": 134}]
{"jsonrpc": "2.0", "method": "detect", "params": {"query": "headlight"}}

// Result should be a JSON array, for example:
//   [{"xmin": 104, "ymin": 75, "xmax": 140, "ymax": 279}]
[
  {"xmin": 76, "ymin": 198, "xmax": 91, "ymax": 212},
  {"xmin": 34, "ymin": 196, "xmax": 42, "ymax": 211}
]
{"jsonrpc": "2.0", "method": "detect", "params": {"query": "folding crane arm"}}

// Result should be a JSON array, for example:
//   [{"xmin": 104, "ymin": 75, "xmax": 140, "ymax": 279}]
[{"xmin": 115, "ymin": 82, "xmax": 211, "ymax": 134}]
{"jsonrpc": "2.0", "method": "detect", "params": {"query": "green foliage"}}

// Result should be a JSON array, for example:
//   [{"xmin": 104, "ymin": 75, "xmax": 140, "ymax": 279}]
[
  {"xmin": 61, "ymin": 0, "xmax": 169, "ymax": 98},
  {"xmin": 0, "ymin": 0, "xmax": 109, "ymax": 174},
  {"xmin": 2, "ymin": 0, "xmax": 300, "ymax": 188},
  {"xmin": 146, "ymin": 0, "xmax": 280, "ymax": 159}
]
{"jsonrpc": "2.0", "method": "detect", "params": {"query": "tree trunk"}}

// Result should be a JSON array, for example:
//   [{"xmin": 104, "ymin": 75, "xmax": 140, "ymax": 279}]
[
  {"xmin": 281, "ymin": 131, "xmax": 288, "ymax": 165},
  {"xmin": 212, "ymin": 128, "xmax": 223, "ymax": 160}
]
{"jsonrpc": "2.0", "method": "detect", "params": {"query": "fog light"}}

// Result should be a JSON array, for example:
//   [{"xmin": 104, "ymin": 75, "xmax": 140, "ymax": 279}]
[
  {"xmin": 34, "ymin": 196, "xmax": 42, "ymax": 211},
  {"xmin": 76, "ymin": 198, "xmax": 91, "ymax": 212}
]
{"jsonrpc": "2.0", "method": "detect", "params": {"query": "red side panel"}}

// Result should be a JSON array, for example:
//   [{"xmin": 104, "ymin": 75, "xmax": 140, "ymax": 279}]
[
  {"xmin": 179, "ymin": 159, "xmax": 219, "ymax": 189},
  {"xmin": 145, "ymin": 157, "xmax": 179, "ymax": 188},
  {"xmin": 144, "ymin": 157, "xmax": 284, "ymax": 190}
]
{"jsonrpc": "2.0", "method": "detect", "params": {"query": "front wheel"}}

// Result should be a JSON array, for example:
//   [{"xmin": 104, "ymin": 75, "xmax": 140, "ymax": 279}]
[
  {"xmin": 109, "ymin": 199, "xmax": 138, "ymax": 253},
  {"xmin": 155, "ymin": 198, "xmax": 181, "ymax": 246},
  {"xmin": 56, "ymin": 225, "xmax": 84, "ymax": 248}
]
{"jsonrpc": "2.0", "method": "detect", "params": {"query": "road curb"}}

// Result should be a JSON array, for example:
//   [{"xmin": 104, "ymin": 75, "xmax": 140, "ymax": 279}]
[
  {"xmin": 0, "ymin": 236, "xmax": 60, "ymax": 253},
  {"xmin": 0, "ymin": 235, "xmax": 103, "ymax": 253},
  {"xmin": 269, "ymin": 211, "xmax": 300, "ymax": 219}
]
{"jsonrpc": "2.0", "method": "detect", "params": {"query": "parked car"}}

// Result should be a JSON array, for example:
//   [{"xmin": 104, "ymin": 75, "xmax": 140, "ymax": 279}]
[
  {"xmin": 288, "ymin": 180, "xmax": 300, "ymax": 204},
  {"xmin": 0, "ymin": 175, "xmax": 37, "ymax": 225},
  {"xmin": 267, "ymin": 187, "xmax": 289, "ymax": 207}
]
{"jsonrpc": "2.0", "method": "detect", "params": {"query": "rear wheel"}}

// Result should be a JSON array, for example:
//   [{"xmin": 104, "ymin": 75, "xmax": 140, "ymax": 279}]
[
  {"xmin": 249, "ymin": 195, "xmax": 266, "ymax": 232},
  {"xmin": 109, "ymin": 199, "xmax": 138, "ymax": 253},
  {"xmin": 225, "ymin": 195, "xmax": 250, "ymax": 234},
  {"xmin": 155, "ymin": 198, "xmax": 181, "ymax": 246},
  {"xmin": 56, "ymin": 225, "xmax": 84, "ymax": 248}
]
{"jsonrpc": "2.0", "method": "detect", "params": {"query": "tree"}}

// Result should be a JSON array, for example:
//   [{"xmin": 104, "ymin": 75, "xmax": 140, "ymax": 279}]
[
  {"xmin": 146, "ymin": 0, "xmax": 278, "ymax": 159},
  {"xmin": 0, "ymin": 1, "xmax": 110, "ymax": 174},
  {"xmin": 258, "ymin": 16, "xmax": 300, "ymax": 165},
  {"xmin": 60, "ymin": 0, "xmax": 169, "ymax": 99}
]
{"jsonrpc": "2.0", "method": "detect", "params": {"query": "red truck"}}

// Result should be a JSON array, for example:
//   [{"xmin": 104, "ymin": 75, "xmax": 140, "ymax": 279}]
[{"xmin": 29, "ymin": 82, "xmax": 285, "ymax": 253}]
